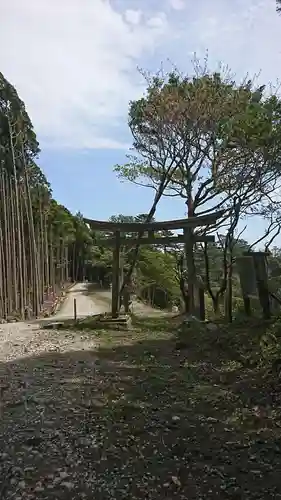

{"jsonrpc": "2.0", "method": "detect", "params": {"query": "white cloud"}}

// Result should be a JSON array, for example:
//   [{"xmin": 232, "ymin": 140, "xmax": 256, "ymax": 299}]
[
  {"xmin": 124, "ymin": 9, "xmax": 142, "ymax": 25},
  {"xmin": 181, "ymin": 0, "xmax": 281, "ymax": 85},
  {"xmin": 1, "ymin": 0, "xmax": 169, "ymax": 149},
  {"xmin": 147, "ymin": 13, "xmax": 168, "ymax": 30},
  {"xmin": 1, "ymin": 0, "xmax": 281, "ymax": 150},
  {"xmin": 169, "ymin": 0, "xmax": 186, "ymax": 10}
]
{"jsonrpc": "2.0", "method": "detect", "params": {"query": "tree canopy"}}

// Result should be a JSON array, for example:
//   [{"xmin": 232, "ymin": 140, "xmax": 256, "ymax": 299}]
[
  {"xmin": 116, "ymin": 71, "xmax": 281, "ymax": 222},
  {"xmin": 114, "ymin": 66, "xmax": 281, "ymax": 316},
  {"xmin": 2, "ymin": 63, "xmax": 281, "ymax": 321}
]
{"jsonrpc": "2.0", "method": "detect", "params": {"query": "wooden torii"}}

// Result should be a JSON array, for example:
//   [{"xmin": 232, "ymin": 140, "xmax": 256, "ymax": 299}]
[{"xmin": 84, "ymin": 210, "xmax": 223, "ymax": 318}]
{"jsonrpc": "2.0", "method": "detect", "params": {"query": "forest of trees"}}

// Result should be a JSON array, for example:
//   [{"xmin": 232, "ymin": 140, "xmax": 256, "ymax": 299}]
[
  {"xmin": 0, "ymin": 72, "xmax": 95, "ymax": 320},
  {"xmin": 2, "ymin": 55, "xmax": 281, "ymax": 321}
]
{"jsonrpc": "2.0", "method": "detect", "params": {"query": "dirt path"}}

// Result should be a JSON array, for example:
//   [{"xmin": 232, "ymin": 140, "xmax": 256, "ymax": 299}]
[
  {"xmin": 0, "ymin": 286, "xmax": 169, "ymax": 499},
  {"xmin": 54, "ymin": 282, "xmax": 170, "ymax": 320},
  {"xmin": 0, "ymin": 283, "xmax": 161, "ymax": 365},
  {"xmin": 88, "ymin": 287, "xmax": 171, "ymax": 317},
  {"xmin": 0, "ymin": 324, "xmax": 102, "ymax": 498},
  {"xmin": 53, "ymin": 282, "xmax": 109, "ymax": 320},
  {"xmin": 0, "ymin": 284, "xmax": 106, "ymax": 497}
]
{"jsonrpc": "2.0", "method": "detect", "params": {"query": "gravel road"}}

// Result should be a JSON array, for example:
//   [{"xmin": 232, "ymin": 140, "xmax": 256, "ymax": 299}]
[
  {"xmin": 54, "ymin": 282, "xmax": 109, "ymax": 320},
  {"xmin": 0, "ymin": 283, "xmax": 105, "ymax": 498},
  {"xmin": 0, "ymin": 282, "xmax": 105, "ymax": 363},
  {"xmin": 55, "ymin": 283, "xmax": 162, "ymax": 320},
  {"xmin": 0, "ymin": 283, "xmax": 168, "ymax": 499},
  {"xmin": 0, "ymin": 283, "xmax": 165, "ymax": 364},
  {"xmin": 88, "ymin": 287, "xmax": 170, "ymax": 317}
]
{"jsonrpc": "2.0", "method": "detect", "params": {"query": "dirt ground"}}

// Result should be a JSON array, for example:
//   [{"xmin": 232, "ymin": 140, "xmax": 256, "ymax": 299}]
[
  {"xmin": 47, "ymin": 282, "xmax": 167, "ymax": 323},
  {"xmin": 50, "ymin": 282, "xmax": 110, "ymax": 320},
  {"xmin": 1, "ymin": 313, "xmax": 281, "ymax": 499},
  {"xmin": 86, "ymin": 284, "xmax": 172, "ymax": 317}
]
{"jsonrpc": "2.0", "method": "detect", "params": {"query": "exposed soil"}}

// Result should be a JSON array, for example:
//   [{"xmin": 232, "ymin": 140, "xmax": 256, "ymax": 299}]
[
  {"xmin": 52, "ymin": 282, "xmax": 109, "ymax": 320},
  {"xmin": 86, "ymin": 285, "xmax": 171, "ymax": 317},
  {"xmin": 1, "ymin": 314, "xmax": 281, "ymax": 499}
]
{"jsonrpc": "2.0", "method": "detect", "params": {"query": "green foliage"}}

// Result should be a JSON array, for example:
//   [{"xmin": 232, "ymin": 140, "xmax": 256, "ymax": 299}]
[
  {"xmin": 116, "ymin": 69, "xmax": 281, "ymax": 235},
  {"xmin": 47, "ymin": 200, "xmax": 75, "ymax": 242},
  {"xmin": 0, "ymin": 72, "xmax": 40, "ymax": 172},
  {"xmin": 0, "ymin": 70, "xmax": 99, "ymax": 317},
  {"xmin": 137, "ymin": 247, "xmax": 180, "ymax": 306},
  {"xmin": 2, "ymin": 65, "xmax": 281, "ymax": 326}
]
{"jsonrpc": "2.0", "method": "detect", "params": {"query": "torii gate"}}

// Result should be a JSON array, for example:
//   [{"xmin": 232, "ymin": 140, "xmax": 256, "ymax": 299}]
[{"xmin": 84, "ymin": 210, "xmax": 223, "ymax": 318}]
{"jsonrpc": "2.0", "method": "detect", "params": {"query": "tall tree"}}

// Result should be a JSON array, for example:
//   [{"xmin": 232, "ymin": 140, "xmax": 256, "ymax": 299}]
[
  {"xmin": 115, "ymin": 67, "xmax": 281, "ymax": 310},
  {"xmin": 0, "ymin": 71, "xmax": 96, "ymax": 320}
]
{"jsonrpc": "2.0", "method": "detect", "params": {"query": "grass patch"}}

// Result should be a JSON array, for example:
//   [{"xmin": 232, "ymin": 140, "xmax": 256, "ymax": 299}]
[{"xmin": 131, "ymin": 314, "xmax": 173, "ymax": 332}]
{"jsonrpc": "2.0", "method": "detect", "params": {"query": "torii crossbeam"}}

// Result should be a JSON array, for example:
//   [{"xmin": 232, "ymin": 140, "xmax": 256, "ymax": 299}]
[{"xmin": 84, "ymin": 210, "xmax": 224, "ymax": 318}]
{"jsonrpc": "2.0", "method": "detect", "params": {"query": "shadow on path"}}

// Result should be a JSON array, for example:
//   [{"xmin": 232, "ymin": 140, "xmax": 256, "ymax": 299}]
[{"xmin": 1, "ymin": 330, "xmax": 281, "ymax": 499}]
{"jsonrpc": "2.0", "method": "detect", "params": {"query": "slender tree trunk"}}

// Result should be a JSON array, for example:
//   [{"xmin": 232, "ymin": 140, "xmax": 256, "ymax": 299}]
[
  {"xmin": 22, "ymin": 156, "xmax": 40, "ymax": 316},
  {"xmin": 19, "ymin": 185, "xmax": 28, "ymax": 312},
  {"xmin": 9, "ymin": 174, "xmax": 18, "ymax": 314},
  {"xmin": 0, "ymin": 169, "xmax": 10, "ymax": 317},
  {"xmin": 8, "ymin": 117, "xmax": 24, "ymax": 318},
  {"xmin": 0, "ymin": 221, "xmax": 5, "ymax": 317}
]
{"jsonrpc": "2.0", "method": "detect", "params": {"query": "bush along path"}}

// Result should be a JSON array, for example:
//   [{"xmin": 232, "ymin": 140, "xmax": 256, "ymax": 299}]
[{"xmin": 1, "ymin": 315, "xmax": 281, "ymax": 499}]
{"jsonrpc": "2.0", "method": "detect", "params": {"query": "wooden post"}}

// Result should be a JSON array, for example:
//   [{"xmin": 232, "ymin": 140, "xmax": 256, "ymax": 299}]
[
  {"xmin": 119, "ymin": 255, "xmax": 124, "ymax": 311},
  {"xmin": 74, "ymin": 298, "xmax": 77, "ymax": 321},
  {"xmin": 251, "ymin": 252, "xmax": 271, "ymax": 320},
  {"xmin": 243, "ymin": 296, "xmax": 252, "ymax": 316},
  {"xmin": 237, "ymin": 256, "xmax": 257, "ymax": 317},
  {"xmin": 198, "ymin": 287, "xmax": 205, "ymax": 320},
  {"xmin": 112, "ymin": 230, "xmax": 121, "ymax": 318},
  {"xmin": 225, "ymin": 259, "xmax": 233, "ymax": 323},
  {"xmin": 184, "ymin": 227, "xmax": 196, "ymax": 315},
  {"xmin": 123, "ymin": 285, "xmax": 130, "ymax": 313}
]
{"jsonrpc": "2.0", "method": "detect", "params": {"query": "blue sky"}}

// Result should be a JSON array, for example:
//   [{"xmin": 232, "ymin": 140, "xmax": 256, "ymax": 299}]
[
  {"xmin": 1, "ymin": 0, "xmax": 281, "ymax": 244},
  {"xmin": 39, "ymin": 148, "xmax": 186, "ymax": 221}
]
